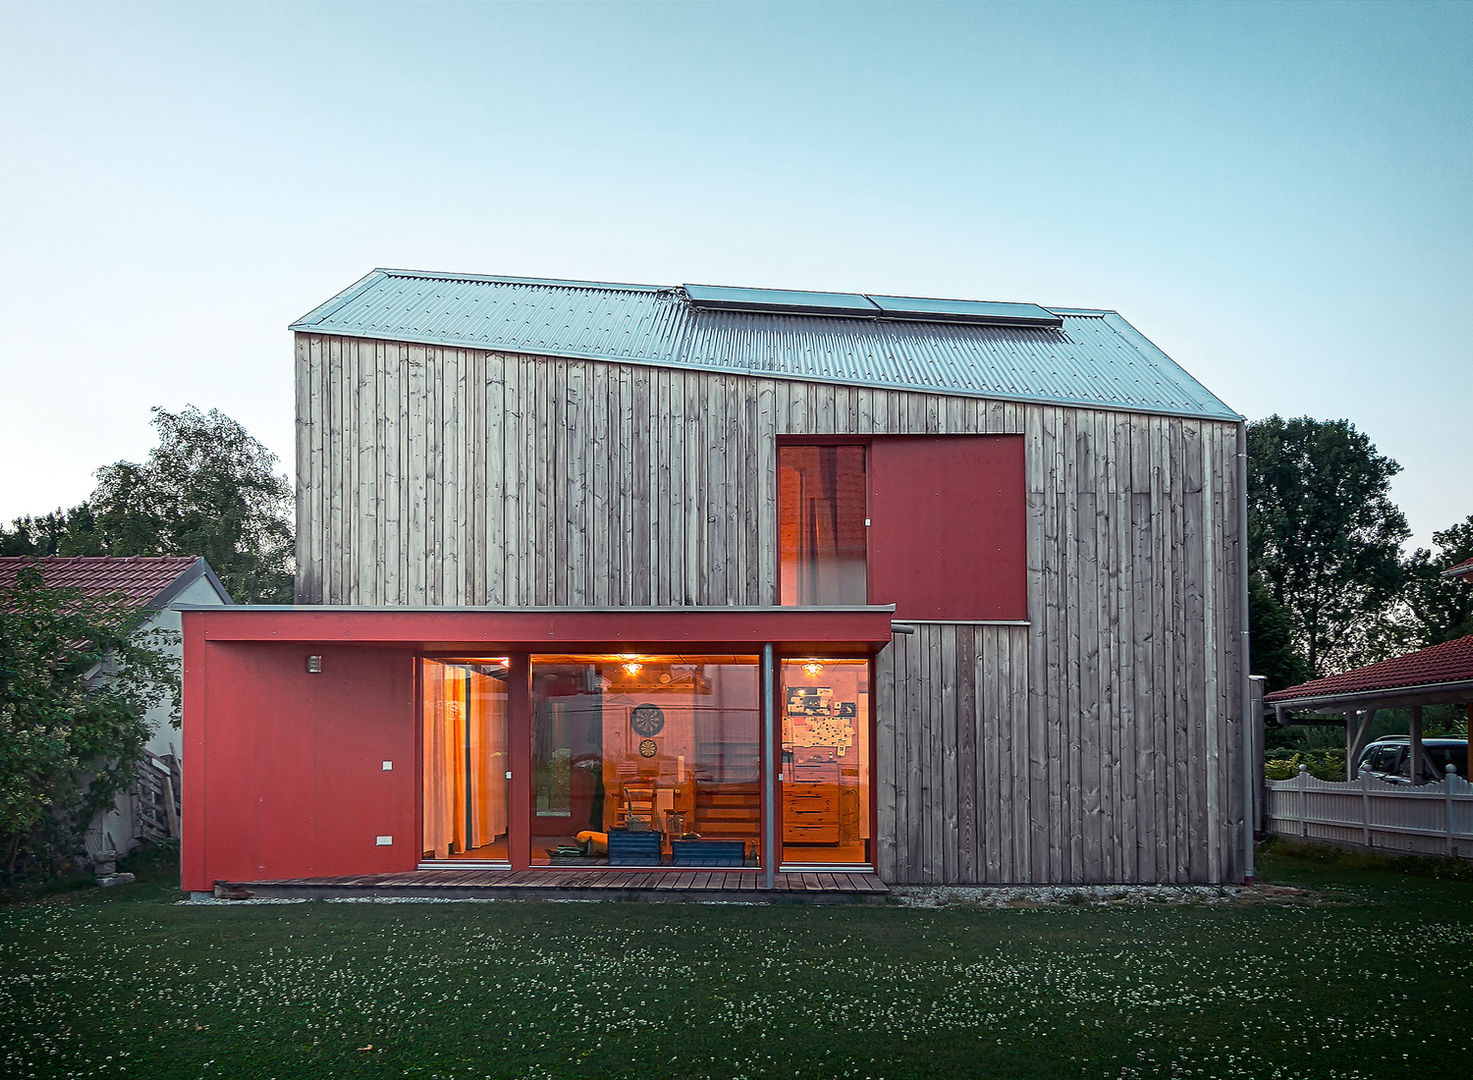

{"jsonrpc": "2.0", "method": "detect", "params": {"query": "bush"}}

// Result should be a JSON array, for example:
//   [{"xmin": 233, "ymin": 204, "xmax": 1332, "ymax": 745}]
[
  {"xmin": 0, "ymin": 563, "xmax": 178, "ymax": 882},
  {"xmin": 1265, "ymin": 750, "xmax": 1347, "ymax": 781}
]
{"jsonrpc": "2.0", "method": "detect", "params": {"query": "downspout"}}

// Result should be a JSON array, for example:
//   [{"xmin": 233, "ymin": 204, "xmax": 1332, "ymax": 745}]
[{"xmin": 1238, "ymin": 420, "xmax": 1255, "ymax": 885}]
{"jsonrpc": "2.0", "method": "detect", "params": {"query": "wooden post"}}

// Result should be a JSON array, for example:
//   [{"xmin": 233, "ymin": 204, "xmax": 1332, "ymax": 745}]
[
  {"xmin": 1361, "ymin": 768, "xmax": 1371, "ymax": 849},
  {"xmin": 1408, "ymin": 704, "xmax": 1425, "ymax": 784},
  {"xmin": 1346, "ymin": 708, "xmax": 1375, "ymax": 781},
  {"xmin": 1298, "ymin": 764, "xmax": 1309, "ymax": 838},
  {"xmin": 1446, "ymin": 764, "xmax": 1456, "ymax": 856}
]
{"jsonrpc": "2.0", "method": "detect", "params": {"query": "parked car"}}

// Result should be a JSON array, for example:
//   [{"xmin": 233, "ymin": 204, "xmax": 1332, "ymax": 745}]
[{"xmin": 1355, "ymin": 737, "xmax": 1468, "ymax": 783}]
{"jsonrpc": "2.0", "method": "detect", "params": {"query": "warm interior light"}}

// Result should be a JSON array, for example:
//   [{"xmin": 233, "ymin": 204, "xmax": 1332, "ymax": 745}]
[
  {"xmin": 803, "ymin": 661, "xmax": 823, "ymax": 678},
  {"xmin": 623, "ymin": 661, "xmax": 643, "ymax": 676}
]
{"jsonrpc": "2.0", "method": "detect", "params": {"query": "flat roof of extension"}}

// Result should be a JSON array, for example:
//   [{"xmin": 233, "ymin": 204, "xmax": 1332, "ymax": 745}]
[
  {"xmin": 179, "ymin": 605, "xmax": 898, "ymax": 654},
  {"xmin": 292, "ymin": 269, "xmax": 1241, "ymax": 422}
]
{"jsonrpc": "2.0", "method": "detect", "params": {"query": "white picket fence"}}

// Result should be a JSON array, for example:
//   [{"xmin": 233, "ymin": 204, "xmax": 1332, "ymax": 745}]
[{"xmin": 1265, "ymin": 765, "xmax": 1473, "ymax": 859}]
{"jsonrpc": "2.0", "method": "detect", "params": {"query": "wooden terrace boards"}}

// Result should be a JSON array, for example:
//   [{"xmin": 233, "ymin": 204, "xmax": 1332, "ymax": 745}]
[{"xmin": 215, "ymin": 869, "xmax": 888, "ymax": 903}]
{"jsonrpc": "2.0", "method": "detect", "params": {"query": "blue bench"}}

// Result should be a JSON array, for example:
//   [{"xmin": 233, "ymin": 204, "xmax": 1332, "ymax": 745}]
[
  {"xmin": 606, "ymin": 829, "xmax": 663, "ymax": 866},
  {"xmin": 670, "ymin": 839, "xmax": 746, "ymax": 867}
]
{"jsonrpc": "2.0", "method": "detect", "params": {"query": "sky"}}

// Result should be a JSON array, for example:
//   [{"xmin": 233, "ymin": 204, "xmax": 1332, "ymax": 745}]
[{"xmin": 1, "ymin": 0, "xmax": 1468, "ymax": 551}]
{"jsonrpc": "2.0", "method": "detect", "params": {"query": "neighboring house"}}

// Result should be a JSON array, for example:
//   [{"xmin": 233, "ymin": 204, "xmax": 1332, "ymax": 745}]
[
  {"xmin": 182, "ymin": 270, "xmax": 1251, "ymax": 891},
  {"xmin": 0, "ymin": 556, "xmax": 231, "ymax": 857}
]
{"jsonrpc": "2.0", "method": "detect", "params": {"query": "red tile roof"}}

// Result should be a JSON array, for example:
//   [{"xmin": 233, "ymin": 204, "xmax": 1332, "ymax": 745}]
[
  {"xmin": 0, "ymin": 556, "xmax": 205, "ymax": 611},
  {"xmin": 1265, "ymin": 633, "xmax": 1473, "ymax": 703},
  {"xmin": 1444, "ymin": 556, "xmax": 1473, "ymax": 579}
]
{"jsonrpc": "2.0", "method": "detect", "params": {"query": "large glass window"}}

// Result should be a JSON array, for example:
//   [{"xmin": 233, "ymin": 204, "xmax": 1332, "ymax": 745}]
[
  {"xmin": 530, "ymin": 655, "xmax": 761, "ymax": 867},
  {"xmin": 780, "ymin": 658, "xmax": 871, "ymax": 866},
  {"xmin": 779, "ymin": 444, "xmax": 868, "ymax": 605},
  {"xmin": 421, "ymin": 659, "xmax": 510, "ymax": 861}
]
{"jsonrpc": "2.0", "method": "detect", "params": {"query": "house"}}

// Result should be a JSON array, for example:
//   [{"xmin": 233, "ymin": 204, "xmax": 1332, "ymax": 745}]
[
  {"xmin": 181, "ymin": 270, "xmax": 1250, "ymax": 891},
  {"xmin": 0, "ymin": 556, "xmax": 231, "ymax": 859}
]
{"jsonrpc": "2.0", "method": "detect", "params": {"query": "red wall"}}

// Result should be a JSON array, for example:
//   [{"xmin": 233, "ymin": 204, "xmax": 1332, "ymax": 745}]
[
  {"xmin": 182, "ymin": 639, "xmax": 420, "ymax": 892},
  {"xmin": 868, "ymin": 435, "xmax": 1027, "ymax": 620}
]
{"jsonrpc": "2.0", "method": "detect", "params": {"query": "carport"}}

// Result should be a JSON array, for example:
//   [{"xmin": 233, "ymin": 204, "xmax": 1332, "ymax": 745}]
[{"xmin": 1264, "ymin": 635, "xmax": 1473, "ymax": 782}]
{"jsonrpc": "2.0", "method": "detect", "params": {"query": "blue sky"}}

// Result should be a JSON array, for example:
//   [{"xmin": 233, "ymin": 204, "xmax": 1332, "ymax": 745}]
[{"xmin": 2, "ymin": 1, "xmax": 1468, "ymax": 549}]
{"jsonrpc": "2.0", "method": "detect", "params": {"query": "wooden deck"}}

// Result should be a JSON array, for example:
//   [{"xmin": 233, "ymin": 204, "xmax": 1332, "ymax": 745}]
[{"xmin": 215, "ymin": 868, "xmax": 889, "ymax": 903}]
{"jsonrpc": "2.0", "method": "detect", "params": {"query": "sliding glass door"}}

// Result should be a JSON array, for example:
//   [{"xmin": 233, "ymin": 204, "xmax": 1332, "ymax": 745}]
[{"xmin": 421, "ymin": 659, "xmax": 510, "ymax": 861}]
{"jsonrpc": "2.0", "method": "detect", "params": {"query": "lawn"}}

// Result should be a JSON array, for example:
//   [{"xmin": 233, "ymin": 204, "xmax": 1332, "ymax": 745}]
[{"xmin": 2, "ymin": 845, "xmax": 1470, "ymax": 1080}]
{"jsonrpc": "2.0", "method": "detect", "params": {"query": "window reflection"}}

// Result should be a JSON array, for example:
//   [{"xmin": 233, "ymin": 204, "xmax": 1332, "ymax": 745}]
[{"xmin": 779, "ymin": 444, "xmax": 868, "ymax": 605}]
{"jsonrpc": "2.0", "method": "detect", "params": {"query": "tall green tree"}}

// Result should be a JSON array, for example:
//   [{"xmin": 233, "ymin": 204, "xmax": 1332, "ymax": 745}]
[
  {"xmin": 1247, "ymin": 415, "xmax": 1409, "ymax": 677},
  {"xmin": 1248, "ymin": 577, "xmax": 1311, "ymax": 693},
  {"xmin": 1397, "ymin": 514, "xmax": 1473, "ymax": 648},
  {"xmin": 0, "ymin": 406, "xmax": 294, "ymax": 602},
  {"xmin": 0, "ymin": 504, "xmax": 104, "ymax": 557},
  {"xmin": 0, "ymin": 565, "xmax": 179, "ymax": 878}
]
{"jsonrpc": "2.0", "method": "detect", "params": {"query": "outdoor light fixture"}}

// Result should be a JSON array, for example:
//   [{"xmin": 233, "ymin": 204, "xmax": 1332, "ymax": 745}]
[{"xmin": 306, "ymin": 655, "xmax": 323, "ymax": 674}]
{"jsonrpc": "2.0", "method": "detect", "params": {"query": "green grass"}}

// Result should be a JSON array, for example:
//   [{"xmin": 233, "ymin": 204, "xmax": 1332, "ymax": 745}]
[{"xmin": 3, "ymin": 843, "xmax": 1471, "ymax": 1079}]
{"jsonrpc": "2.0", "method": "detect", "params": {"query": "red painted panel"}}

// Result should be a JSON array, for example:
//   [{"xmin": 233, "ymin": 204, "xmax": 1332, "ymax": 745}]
[
  {"xmin": 182, "ymin": 642, "xmax": 419, "ymax": 891},
  {"xmin": 868, "ymin": 435, "xmax": 1026, "ymax": 620}
]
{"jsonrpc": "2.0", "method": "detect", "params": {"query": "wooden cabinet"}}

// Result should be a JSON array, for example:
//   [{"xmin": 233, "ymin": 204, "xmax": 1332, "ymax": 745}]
[{"xmin": 783, "ymin": 749, "xmax": 840, "ymax": 844}]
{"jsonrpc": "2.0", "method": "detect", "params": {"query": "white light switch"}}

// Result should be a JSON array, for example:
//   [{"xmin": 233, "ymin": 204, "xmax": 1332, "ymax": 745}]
[
  {"xmin": 382, "ymin": 760, "xmax": 393, "ymax": 771},
  {"xmin": 376, "ymin": 835, "xmax": 393, "ymax": 846}
]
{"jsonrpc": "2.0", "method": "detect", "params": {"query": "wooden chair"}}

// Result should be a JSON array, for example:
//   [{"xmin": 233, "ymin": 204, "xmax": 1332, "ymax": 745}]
[{"xmin": 616, "ymin": 782, "xmax": 659, "ymax": 829}]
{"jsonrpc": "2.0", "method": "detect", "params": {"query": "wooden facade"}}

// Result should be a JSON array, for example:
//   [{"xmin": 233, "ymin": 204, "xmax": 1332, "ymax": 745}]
[{"xmin": 295, "ymin": 333, "xmax": 1248, "ymax": 885}]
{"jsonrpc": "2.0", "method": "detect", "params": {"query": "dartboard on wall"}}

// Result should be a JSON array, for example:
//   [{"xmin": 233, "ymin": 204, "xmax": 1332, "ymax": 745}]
[
  {"xmin": 638, "ymin": 738, "xmax": 659, "ymax": 758},
  {"xmin": 630, "ymin": 703, "xmax": 665, "ymax": 737}
]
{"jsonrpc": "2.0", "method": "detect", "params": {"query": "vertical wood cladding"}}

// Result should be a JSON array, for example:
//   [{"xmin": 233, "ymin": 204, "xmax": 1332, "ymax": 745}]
[{"xmin": 296, "ymin": 334, "xmax": 1246, "ymax": 883}]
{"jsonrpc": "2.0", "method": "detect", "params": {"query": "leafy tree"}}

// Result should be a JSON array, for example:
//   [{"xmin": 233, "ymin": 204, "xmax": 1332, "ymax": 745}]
[
  {"xmin": 0, "ymin": 564, "xmax": 179, "ymax": 879},
  {"xmin": 1248, "ymin": 577, "xmax": 1311, "ymax": 693},
  {"xmin": 1247, "ymin": 415, "xmax": 1409, "ymax": 677},
  {"xmin": 0, "ymin": 504, "xmax": 104, "ymax": 557},
  {"xmin": 0, "ymin": 406, "xmax": 294, "ymax": 602},
  {"xmin": 1397, "ymin": 514, "xmax": 1473, "ymax": 648}
]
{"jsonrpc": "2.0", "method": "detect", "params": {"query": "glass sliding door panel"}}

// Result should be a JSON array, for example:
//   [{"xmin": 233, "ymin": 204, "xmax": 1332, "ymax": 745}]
[
  {"xmin": 779, "ymin": 658, "xmax": 872, "ymax": 866},
  {"xmin": 779, "ymin": 444, "xmax": 867, "ymax": 606},
  {"xmin": 421, "ymin": 659, "xmax": 509, "ymax": 861},
  {"xmin": 530, "ymin": 655, "xmax": 761, "ymax": 867}
]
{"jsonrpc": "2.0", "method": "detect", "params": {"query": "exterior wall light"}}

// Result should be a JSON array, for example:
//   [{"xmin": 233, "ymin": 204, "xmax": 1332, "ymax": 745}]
[{"xmin": 306, "ymin": 655, "xmax": 323, "ymax": 674}]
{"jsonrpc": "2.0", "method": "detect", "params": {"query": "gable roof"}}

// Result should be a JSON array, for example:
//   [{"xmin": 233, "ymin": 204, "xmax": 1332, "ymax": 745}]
[
  {"xmin": 291, "ymin": 269, "xmax": 1240, "ymax": 422},
  {"xmin": 1264, "ymin": 633, "xmax": 1473, "ymax": 707},
  {"xmin": 0, "ymin": 556, "xmax": 232, "ymax": 612}
]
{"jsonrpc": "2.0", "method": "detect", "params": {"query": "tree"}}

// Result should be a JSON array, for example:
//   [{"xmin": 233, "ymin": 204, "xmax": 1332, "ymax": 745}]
[
  {"xmin": 1397, "ymin": 514, "xmax": 1473, "ymax": 648},
  {"xmin": 0, "ymin": 504, "xmax": 105, "ymax": 557},
  {"xmin": 1247, "ymin": 415, "xmax": 1409, "ymax": 678},
  {"xmin": 1248, "ymin": 577, "xmax": 1310, "ymax": 693},
  {"xmin": 0, "ymin": 564, "xmax": 179, "ymax": 879},
  {"xmin": 0, "ymin": 406, "xmax": 294, "ymax": 602}
]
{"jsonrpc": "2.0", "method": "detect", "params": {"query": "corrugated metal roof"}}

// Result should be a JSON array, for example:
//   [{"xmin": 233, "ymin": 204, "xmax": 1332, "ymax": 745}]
[{"xmin": 291, "ymin": 269, "xmax": 1240, "ymax": 421}]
